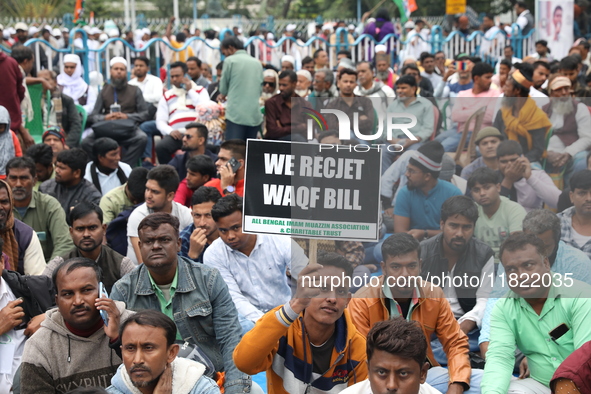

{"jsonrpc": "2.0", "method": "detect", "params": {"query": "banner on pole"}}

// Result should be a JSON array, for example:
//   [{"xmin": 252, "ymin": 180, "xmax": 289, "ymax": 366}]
[{"xmin": 537, "ymin": 0, "xmax": 574, "ymax": 59}]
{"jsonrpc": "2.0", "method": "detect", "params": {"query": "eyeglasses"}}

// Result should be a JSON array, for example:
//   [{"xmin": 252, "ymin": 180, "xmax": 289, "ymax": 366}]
[
  {"xmin": 183, "ymin": 134, "xmax": 193, "ymax": 140},
  {"xmin": 262, "ymin": 81, "xmax": 276, "ymax": 87}
]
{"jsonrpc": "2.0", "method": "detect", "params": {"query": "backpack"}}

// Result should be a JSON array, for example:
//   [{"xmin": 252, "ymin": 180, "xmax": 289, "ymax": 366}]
[{"xmin": 106, "ymin": 204, "xmax": 140, "ymax": 256}]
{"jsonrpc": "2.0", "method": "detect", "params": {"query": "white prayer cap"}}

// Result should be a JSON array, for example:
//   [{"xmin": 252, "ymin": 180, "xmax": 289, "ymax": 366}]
[
  {"xmin": 281, "ymin": 55, "xmax": 295, "ymax": 65},
  {"xmin": 99, "ymin": 33, "xmax": 108, "ymax": 41},
  {"xmin": 285, "ymin": 24, "xmax": 296, "ymax": 32},
  {"xmin": 90, "ymin": 27, "xmax": 101, "ymax": 35},
  {"xmin": 238, "ymin": 28, "xmax": 243, "ymax": 34},
  {"xmin": 213, "ymin": 26, "xmax": 220, "ymax": 32},
  {"xmin": 14, "ymin": 23, "xmax": 28, "ymax": 32},
  {"xmin": 52, "ymin": 28, "xmax": 62, "ymax": 37},
  {"xmin": 0, "ymin": 24, "xmax": 4, "ymax": 31},
  {"xmin": 142, "ymin": 28, "xmax": 150, "ymax": 36},
  {"xmin": 2, "ymin": 30, "xmax": 9, "ymax": 40},
  {"xmin": 63, "ymin": 54, "xmax": 80, "ymax": 64},
  {"xmin": 404, "ymin": 21, "xmax": 415, "ymax": 29},
  {"xmin": 108, "ymin": 29, "xmax": 119, "ymax": 38},
  {"xmin": 322, "ymin": 23, "xmax": 334, "ymax": 33},
  {"xmin": 348, "ymin": 24, "xmax": 355, "ymax": 30},
  {"xmin": 109, "ymin": 56, "xmax": 128, "ymax": 68},
  {"xmin": 374, "ymin": 44, "xmax": 387, "ymax": 54},
  {"xmin": 44, "ymin": 25, "xmax": 52, "ymax": 31},
  {"xmin": 28, "ymin": 26, "xmax": 39, "ymax": 35},
  {"xmin": 367, "ymin": 18, "xmax": 376, "ymax": 24},
  {"xmin": 266, "ymin": 32, "xmax": 274, "ymax": 40},
  {"xmin": 61, "ymin": 27, "xmax": 69, "ymax": 33},
  {"xmin": 83, "ymin": 25, "xmax": 92, "ymax": 33},
  {"xmin": 297, "ymin": 69, "xmax": 312, "ymax": 82}
]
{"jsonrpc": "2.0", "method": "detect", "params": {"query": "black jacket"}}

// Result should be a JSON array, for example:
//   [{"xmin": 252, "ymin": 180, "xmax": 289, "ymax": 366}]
[
  {"xmin": 59, "ymin": 93, "xmax": 82, "ymax": 148},
  {"xmin": 2, "ymin": 269, "xmax": 55, "ymax": 327}
]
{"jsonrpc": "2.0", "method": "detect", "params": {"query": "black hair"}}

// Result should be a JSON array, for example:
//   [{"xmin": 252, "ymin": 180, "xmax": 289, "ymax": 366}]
[
  {"xmin": 516, "ymin": 1, "xmax": 527, "ymax": 9},
  {"xmin": 535, "ymin": 39, "xmax": 548, "ymax": 47},
  {"xmin": 483, "ymin": 13, "xmax": 494, "ymax": 21},
  {"xmin": 169, "ymin": 61, "xmax": 188, "ymax": 74},
  {"xmin": 420, "ymin": 52, "xmax": 434, "ymax": 62},
  {"xmin": 499, "ymin": 58, "xmax": 512, "ymax": 69},
  {"xmin": 186, "ymin": 56, "xmax": 202, "ymax": 67},
  {"xmin": 191, "ymin": 186, "xmax": 222, "ymax": 207},
  {"xmin": 211, "ymin": 194, "xmax": 242, "ymax": 222},
  {"xmin": 313, "ymin": 49, "xmax": 327, "ymax": 59},
  {"xmin": 503, "ymin": 45, "xmax": 514, "ymax": 53},
  {"xmin": 185, "ymin": 122, "xmax": 209, "ymax": 140},
  {"xmin": 221, "ymin": 36, "xmax": 244, "ymax": 50},
  {"xmin": 302, "ymin": 56, "xmax": 314, "ymax": 66},
  {"xmin": 395, "ymin": 74, "xmax": 417, "ymax": 88},
  {"xmin": 570, "ymin": 169, "xmax": 591, "ymax": 191},
  {"xmin": 318, "ymin": 130, "xmax": 340, "ymax": 143},
  {"xmin": 401, "ymin": 63, "xmax": 420, "ymax": 75},
  {"xmin": 560, "ymin": 56, "xmax": 579, "ymax": 71},
  {"xmin": 336, "ymin": 49, "xmax": 352, "ymax": 59},
  {"xmin": 52, "ymin": 257, "xmax": 102, "ymax": 294},
  {"xmin": 186, "ymin": 155, "xmax": 216, "ymax": 179},
  {"xmin": 92, "ymin": 137, "xmax": 119, "ymax": 163},
  {"xmin": 338, "ymin": 68, "xmax": 357, "ymax": 79},
  {"xmin": 440, "ymin": 195, "xmax": 479, "ymax": 224},
  {"xmin": 56, "ymin": 148, "xmax": 88, "ymax": 178},
  {"xmin": 119, "ymin": 309, "xmax": 178, "ymax": 347},
  {"xmin": 175, "ymin": 32, "xmax": 187, "ymax": 42},
  {"xmin": 147, "ymin": 165, "xmax": 180, "ymax": 195},
  {"xmin": 467, "ymin": 167, "xmax": 501, "ymax": 189},
  {"xmin": 471, "ymin": 62, "xmax": 494, "ymax": 79},
  {"xmin": 553, "ymin": 5, "xmax": 563, "ymax": 14},
  {"xmin": 533, "ymin": 61, "xmax": 550, "ymax": 72},
  {"xmin": 216, "ymin": 61, "xmax": 224, "ymax": 71},
  {"xmin": 69, "ymin": 201, "xmax": 103, "ymax": 226},
  {"xmin": 580, "ymin": 41, "xmax": 591, "ymax": 51},
  {"xmin": 11, "ymin": 46, "xmax": 34, "ymax": 63},
  {"xmin": 366, "ymin": 318, "xmax": 427, "ymax": 368},
  {"xmin": 133, "ymin": 56, "xmax": 150, "ymax": 67},
  {"xmin": 6, "ymin": 156, "xmax": 36, "ymax": 178},
  {"xmin": 25, "ymin": 143, "xmax": 54, "ymax": 168},
  {"xmin": 381, "ymin": 233, "xmax": 420, "ymax": 261},
  {"xmin": 127, "ymin": 167, "xmax": 149, "ymax": 203},
  {"xmin": 496, "ymin": 140, "xmax": 523, "ymax": 158},
  {"xmin": 219, "ymin": 139, "xmax": 246, "ymax": 160},
  {"xmin": 375, "ymin": 7, "xmax": 390, "ymax": 22},
  {"xmin": 138, "ymin": 212, "xmax": 180, "ymax": 238},
  {"xmin": 317, "ymin": 251, "xmax": 354, "ymax": 279},
  {"xmin": 500, "ymin": 232, "xmax": 548, "ymax": 262},
  {"xmin": 278, "ymin": 70, "xmax": 297, "ymax": 83}
]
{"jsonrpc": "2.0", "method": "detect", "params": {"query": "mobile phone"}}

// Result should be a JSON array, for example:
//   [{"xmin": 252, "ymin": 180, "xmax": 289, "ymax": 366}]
[
  {"xmin": 227, "ymin": 157, "xmax": 241, "ymax": 173},
  {"xmin": 110, "ymin": 103, "xmax": 121, "ymax": 113},
  {"xmin": 99, "ymin": 282, "xmax": 109, "ymax": 327},
  {"xmin": 549, "ymin": 323, "xmax": 569, "ymax": 341},
  {"xmin": 180, "ymin": 73, "xmax": 191, "ymax": 90}
]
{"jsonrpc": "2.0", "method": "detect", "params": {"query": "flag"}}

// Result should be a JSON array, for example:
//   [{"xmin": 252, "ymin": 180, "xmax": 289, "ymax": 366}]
[
  {"xmin": 393, "ymin": 0, "xmax": 418, "ymax": 23},
  {"xmin": 74, "ymin": 0, "xmax": 85, "ymax": 22}
]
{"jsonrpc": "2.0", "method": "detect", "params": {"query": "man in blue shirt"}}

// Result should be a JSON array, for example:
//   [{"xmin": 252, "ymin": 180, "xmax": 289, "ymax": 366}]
[{"xmin": 394, "ymin": 141, "xmax": 462, "ymax": 241}]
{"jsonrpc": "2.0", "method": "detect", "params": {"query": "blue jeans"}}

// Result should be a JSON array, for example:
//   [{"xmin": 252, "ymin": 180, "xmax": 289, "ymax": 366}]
[
  {"xmin": 426, "ymin": 366, "xmax": 483, "ymax": 394},
  {"xmin": 139, "ymin": 120, "xmax": 161, "ymax": 160},
  {"xmin": 434, "ymin": 126, "xmax": 471, "ymax": 152},
  {"xmin": 225, "ymin": 120, "xmax": 260, "ymax": 141},
  {"xmin": 431, "ymin": 328, "xmax": 481, "ymax": 365}
]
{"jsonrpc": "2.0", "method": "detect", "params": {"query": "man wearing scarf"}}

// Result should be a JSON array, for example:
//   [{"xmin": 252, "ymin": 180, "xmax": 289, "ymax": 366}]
[
  {"xmin": 493, "ymin": 65, "xmax": 552, "ymax": 164},
  {"xmin": 57, "ymin": 54, "xmax": 98, "ymax": 116},
  {"xmin": 0, "ymin": 179, "xmax": 45, "ymax": 275},
  {"xmin": 0, "ymin": 106, "xmax": 23, "ymax": 181}
]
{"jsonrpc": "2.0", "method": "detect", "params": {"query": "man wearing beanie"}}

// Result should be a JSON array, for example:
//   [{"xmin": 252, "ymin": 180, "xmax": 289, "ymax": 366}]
[
  {"xmin": 42, "ymin": 128, "xmax": 67, "ymax": 163},
  {"xmin": 393, "ymin": 141, "xmax": 462, "ymax": 241}
]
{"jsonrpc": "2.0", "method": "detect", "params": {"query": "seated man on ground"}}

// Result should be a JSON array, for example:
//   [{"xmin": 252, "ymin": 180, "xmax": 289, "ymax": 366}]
[
  {"xmin": 43, "ymin": 202, "xmax": 135, "ymax": 292},
  {"xmin": 481, "ymin": 233, "xmax": 591, "ymax": 393},
  {"xmin": 204, "ymin": 195, "xmax": 308, "ymax": 333},
  {"xmin": 42, "ymin": 128, "xmax": 67, "ymax": 163},
  {"xmin": 168, "ymin": 122, "xmax": 217, "ymax": 181},
  {"xmin": 349, "ymin": 233, "xmax": 482, "ymax": 394},
  {"xmin": 557, "ymin": 169, "xmax": 591, "ymax": 259},
  {"xmin": 111, "ymin": 213, "xmax": 253, "ymax": 394},
  {"xmin": 460, "ymin": 127, "xmax": 503, "ymax": 181},
  {"xmin": 100, "ymin": 167, "xmax": 148, "ymax": 225},
  {"xmin": 25, "ymin": 143, "xmax": 55, "ymax": 190},
  {"xmin": 341, "ymin": 318, "xmax": 441, "ymax": 394},
  {"xmin": 179, "ymin": 187, "xmax": 221, "ymax": 264},
  {"xmin": 20, "ymin": 257, "xmax": 134, "ymax": 393},
  {"xmin": 84, "ymin": 137, "xmax": 132, "ymax": 196},
  {"xmin": 107, "ymin": 310, "xmax": 221, "ymax": 394},
  {"xmin": 204, "ymin": 140, "xmax": 246, "ymax": 197},
  {"xmin": 7, "ymin": 156, "xmax": 73, "ymax": 261},
  {"xmin": 57, "ymin": 53, "xmax": 98, "ymax": 115},
  {"xmin": 233, "ymin": 252, "xmax": 368, "ymax": 393},
  {"xmin": 39, "ymin": 148, "xmax": 102, "ymax": 214},
  {"xmin": 174, "ymin": 155, "xmax": 216, "ymax": 208}
]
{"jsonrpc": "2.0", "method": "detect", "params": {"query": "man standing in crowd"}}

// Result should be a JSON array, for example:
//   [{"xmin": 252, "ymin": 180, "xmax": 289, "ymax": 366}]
[
  {"xmin": 84, "ymin": 57, "xmax": 148, "ymax": 166},
  {"xmin": 460, "ymin": 127, "xmax": 503, "ymax": 181},
  {"xmin": 43, "ymin": 203, "xmax": 135, "ymax": 293},
  {"xmin": 394, "ymin": 141, "xmax": 462, "ymax": 241},
  {"xmin": 420, "ymin": 196, "xmax": 494, "ymax": 363},
  {"xmin": 179, "ymin": 186, "xmax": 221, "ymax": 263},
  {"xmin": 349, "ymin": 233, "xmax": 482, "ymax": 393},
  {"xmin": 219, "ymin": 37, "xmax": 263, "ymax": 140},
  {"xmin": 127, "ymin": 165, "xmax": 192, "ymax": 264},
  {"xmin": 205, "ymin": 195, "xmax": 308, "ymax": 333},
  {"xmin": 264, "ymin": 70, "xmax": 307, "ymax": 141},
  {"xmin": 7, "ymin": 156, "xmax": 73, "ymax": 261},
  {"xmin": 233, "ymin": 253, "xmax": 368, "ymax": 392},
  {"xmin": 468, "ymin": 167, "xmax": 527, "ymax": 258},
  {"xmin": 100, "ymin": 167, "xmax": 148, "ymax": 224},
  {"xmin": 20, "ymin": 257, "xmax": 134, "ymax": 393},
  {"xmin": 0, "ymin": 39, "xmax": 24, "ymax": 134},
  {"xmin": 558, "ymin": 169, "xmax": 591, "ymax": 259},
  {"xmin": 497, "ymin": 140, "xmax": 561, "ymax": 211},
  {"xmin": 154, "ymin": 61, "xmax": 210, "ymax": 165},
  {"xmin": 85, "ymin": 137, "xmax": 132, "ymax": 196},
  {"xmin": 107, "ymin": 310, "xmax": 221, "ymax": 394},
  {"xmin": 482, "ymin": 233, "xmax": 591, "ymax": 393},
  {"xmin": 112, "ymin": 213, "xmax": 253, "ymax": 394},
  {"xmin": 204, "ymin": 139, "xmax": 246, "ymax": 197},
  {"xmin": 40, "ymin": 148, "xmax": 102, "ymax": 214}
]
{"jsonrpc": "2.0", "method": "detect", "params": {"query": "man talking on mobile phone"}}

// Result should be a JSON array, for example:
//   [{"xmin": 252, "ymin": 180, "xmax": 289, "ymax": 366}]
[{"xmin": 204, "ymin": 140, "xmax": 246, "ymax": 197}]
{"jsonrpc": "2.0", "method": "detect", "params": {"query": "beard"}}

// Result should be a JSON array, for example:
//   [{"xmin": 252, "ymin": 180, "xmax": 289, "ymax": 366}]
[
  {"xmin": 260, "ymin": 92, "xmax": 274, "ymax": 101},
  {"xmin": 295, "ymin": 88, "xmax": 309, "ymax": 97},
  {"xmin": 376, "ymin": 70, "xmax": 389, "ymax": 81},
  {"xmin": 551, "ymin": 97, "xmax": 574, "ymax": 116},
  {"xmin": 112, "ymin": 77, "xmax": 128, "ymax": 90},
  {"xmin": 501, "ymin": 96, "xmax": 516, "ymax": 108}
]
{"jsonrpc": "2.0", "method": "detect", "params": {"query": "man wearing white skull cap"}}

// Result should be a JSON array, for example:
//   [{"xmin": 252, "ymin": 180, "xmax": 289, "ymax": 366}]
[{"xmin": 57, "ymin": 54, "xmax": 98, "ymax": 115}]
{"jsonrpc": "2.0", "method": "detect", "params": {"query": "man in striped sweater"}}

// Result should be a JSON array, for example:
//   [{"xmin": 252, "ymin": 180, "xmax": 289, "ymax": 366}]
[{"xmin": 155, "ymin": 61, "xmax": 211, "ymax": 165}]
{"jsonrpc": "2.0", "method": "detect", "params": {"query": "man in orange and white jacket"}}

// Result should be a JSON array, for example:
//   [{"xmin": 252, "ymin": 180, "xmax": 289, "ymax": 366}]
[{"xmin": 233, "ymin": 252, "xmax": 367, "ymax": 394}]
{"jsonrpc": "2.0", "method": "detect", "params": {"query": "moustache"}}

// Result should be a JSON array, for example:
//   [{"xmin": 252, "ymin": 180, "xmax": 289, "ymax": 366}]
[
  {"xmin": 70, "ymin": 305, "xmax": 91, "ymax": 314},
  {"xmin": 130, "ymin": 365, "xmax": 152, "ymax": 373},
  {"xmin": 451, "ymin": 238, "xmax": 466, "ymax": 244}
]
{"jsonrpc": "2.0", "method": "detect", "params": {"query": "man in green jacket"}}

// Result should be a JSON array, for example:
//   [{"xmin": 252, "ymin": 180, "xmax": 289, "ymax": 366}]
[
  {"xmin": 219, "ymin": 36, "xmax": 263, "ymax": 141},
  {"xmin": 7, "ymin": 156, "xmax": 73, "ymax": 261}
]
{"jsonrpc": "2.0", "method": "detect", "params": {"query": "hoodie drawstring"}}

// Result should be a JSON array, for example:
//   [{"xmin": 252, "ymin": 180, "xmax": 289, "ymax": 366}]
[{"xmin": 67, "ymin": 334, "xmax": 71, "ymax": 363}]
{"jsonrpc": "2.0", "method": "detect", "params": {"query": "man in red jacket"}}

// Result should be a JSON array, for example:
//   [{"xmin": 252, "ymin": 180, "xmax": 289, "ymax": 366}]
[{"xmin": 0, "ymin": 52, "xmax": 25, "ymax": 132}]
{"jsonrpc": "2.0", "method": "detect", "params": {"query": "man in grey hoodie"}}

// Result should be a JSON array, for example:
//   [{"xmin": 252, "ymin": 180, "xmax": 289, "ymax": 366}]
[
  {"xmin": 20, "ymin": 257, "xmax": 134, "ymax": 393},
  {"xmin": 107, "ymin": 310, "xmax": 220, "ymax": 394}
]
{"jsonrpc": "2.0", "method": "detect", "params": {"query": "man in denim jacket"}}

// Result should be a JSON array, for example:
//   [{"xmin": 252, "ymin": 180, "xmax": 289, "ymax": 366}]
[{"xmin": 111, "ymin": 212, "xmax": 252, "ymax": 394}]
